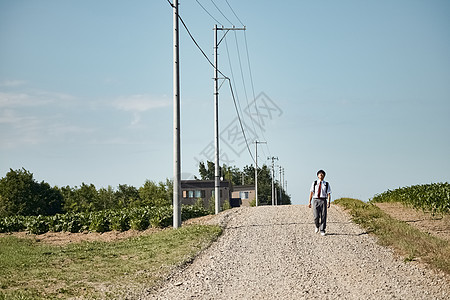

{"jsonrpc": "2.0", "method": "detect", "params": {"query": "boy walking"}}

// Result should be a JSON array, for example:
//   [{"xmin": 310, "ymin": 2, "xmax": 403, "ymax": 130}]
[{"xmin": 308, "ymin": 170, "xmax": 331, "ymax": 236}]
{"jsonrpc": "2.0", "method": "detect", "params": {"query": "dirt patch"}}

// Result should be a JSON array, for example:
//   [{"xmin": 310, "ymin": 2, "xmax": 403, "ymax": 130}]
[
  {"xmin": 375, "ymin": 202, "xmax": 450, "ymax": 241},
  {"xmin": 182, "ymin": 214, "xmax": 217, "ymax": 225},
  {"xmin": 0, "ymin": 228, "xmax": 163, "ymax": 246},
  {"xmin": 0, "ymin": 214, "xmax": 216, "ymax": 246}
]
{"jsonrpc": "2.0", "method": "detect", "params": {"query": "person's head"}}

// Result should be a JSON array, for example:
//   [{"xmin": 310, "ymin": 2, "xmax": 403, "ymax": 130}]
[{"xmin": 317, "ymin": 170, "xmax": 326, "ymax": 180}]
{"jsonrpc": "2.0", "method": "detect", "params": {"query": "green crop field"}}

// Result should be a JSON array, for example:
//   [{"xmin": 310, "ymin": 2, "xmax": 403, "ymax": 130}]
[
  {"xmin": 0, "ymin": 205, "xmax": 208, "ymax": 234},
  {"xmin": 371, "ymin": 182, "xmax": 450, "ymax": 215}
]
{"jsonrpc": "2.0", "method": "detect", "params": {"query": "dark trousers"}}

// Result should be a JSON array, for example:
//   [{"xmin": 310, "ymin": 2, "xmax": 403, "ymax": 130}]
[{"xmin": 313, "ymin": 198, "xmax": 327, "ymax": 231}]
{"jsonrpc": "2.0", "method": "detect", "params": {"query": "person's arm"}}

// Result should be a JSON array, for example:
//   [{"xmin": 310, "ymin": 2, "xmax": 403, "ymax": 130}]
[
  {"xmin": 308, "ymin": 191, "xmax": 313, "ymax": 208},
  {"xmin": 327, "ymin": 192, "xmax": 331, "ymax": 208}
]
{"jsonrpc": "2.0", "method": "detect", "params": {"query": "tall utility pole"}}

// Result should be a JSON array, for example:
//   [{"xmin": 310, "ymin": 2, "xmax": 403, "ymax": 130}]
[
  {"xmin": 253, "ymin": 140, "xmax": 266, "ymax": 207},
  {"xmin": 172, "ymin": 0, "xmax": 181, "ymax": 228},
  {"xmin": 279, "ymin": 165, "xmax": 283, "ymax": 205},
  {"xmin": 213, "ymin": 24, "xmax": 245, "ymax": 214},
  {"xmin": 268, "ymin": 156, "xmax": 278, "ymax": 206}
]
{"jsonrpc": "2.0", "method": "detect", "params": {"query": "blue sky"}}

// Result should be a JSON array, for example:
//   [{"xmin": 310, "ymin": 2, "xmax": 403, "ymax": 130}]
[{"xmin": 1, "ymin": 0, "xmax": 449, "ymax": 205}]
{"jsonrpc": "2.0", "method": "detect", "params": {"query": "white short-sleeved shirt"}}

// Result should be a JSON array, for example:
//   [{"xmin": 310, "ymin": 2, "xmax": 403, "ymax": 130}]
[{"xmin": 310, "ymin": 180, "xmax": 331, "ymax": 198}]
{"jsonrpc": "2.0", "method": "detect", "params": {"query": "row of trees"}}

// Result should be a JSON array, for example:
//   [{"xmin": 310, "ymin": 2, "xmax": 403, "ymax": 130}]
[
  {"xmin": 198, "ymin": 161, "xmax": 291, "ymax": 206},
  {"xmin": 0, "ymin": 168, "xmax": 172, "ymax": 217},
  {"xmin": 0, "ymin": 162, "xmax": 290, "ymax": 218}
]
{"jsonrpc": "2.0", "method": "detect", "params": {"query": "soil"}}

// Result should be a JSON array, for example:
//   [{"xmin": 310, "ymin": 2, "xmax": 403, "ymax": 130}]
[
  {"xmin": 0, "ymin": 214, "xmax": 215, "ymax": 246},
  {"xmin": 0, "ymin": 227, "xmax": 163, "ymax": 246},
  {"xmin": 375, "ymin": 202, "xmax": 450, "ymax": 241}
]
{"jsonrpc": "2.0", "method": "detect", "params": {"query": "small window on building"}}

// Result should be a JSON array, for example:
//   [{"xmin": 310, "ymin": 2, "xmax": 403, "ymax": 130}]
[
  {"xmin": 182, "ymin": 190, "xmax": 187, "ymax": 198},
  {"xmin": 188, "ymin": 190, "xmax": 194, "ymax": 198},
  {"xmin": 240, "ymin": 191, "xmax": 249, "ymax": 199},
  {"xmin": 195, "ymin": 190, "xmax": 202, "ymax": 198}
]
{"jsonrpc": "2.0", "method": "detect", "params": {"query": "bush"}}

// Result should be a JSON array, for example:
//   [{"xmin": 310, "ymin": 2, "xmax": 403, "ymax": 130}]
[
  {"xmin": 222, "ymin": 200, "xmax": 231, "ymax": 211},
  {"xmin": 26, "ymin": 215, "xmax": 49, "ymax": 235},
  {"xmin": 110, "ymin": 211, "xmax": 130, "ymax": 232},
  {"xmin": 129, "ymin": 208, "xmax": 150, "ymax": 230},
  {"xmin": 88, "ymin": 211, "xmax": 110, "ymax": 233},
  {"xmin": 0, "ymin": 216, "xmax": 26, "ymax": 233}
]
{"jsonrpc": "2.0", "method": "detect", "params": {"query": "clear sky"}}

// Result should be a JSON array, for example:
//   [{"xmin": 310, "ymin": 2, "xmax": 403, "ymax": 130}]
[{"xmin": 1, "ymin": 0, "xmax": 449, "ymax": 205}]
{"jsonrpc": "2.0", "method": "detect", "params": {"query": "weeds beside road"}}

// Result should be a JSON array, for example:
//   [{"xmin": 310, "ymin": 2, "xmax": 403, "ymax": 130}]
[{"xmin": 335, "ymin": 198, "xmax": 450, "ymax": 274}]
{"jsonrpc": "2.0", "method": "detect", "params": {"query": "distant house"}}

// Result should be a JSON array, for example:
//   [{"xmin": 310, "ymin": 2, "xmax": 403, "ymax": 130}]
[
  {"xmin": 232, "ymin": 184, "xmax": 255, "ymax": 207},
  {"xmin": 181, "ymin": 180, "xmax": 231, "ymax": 209}
]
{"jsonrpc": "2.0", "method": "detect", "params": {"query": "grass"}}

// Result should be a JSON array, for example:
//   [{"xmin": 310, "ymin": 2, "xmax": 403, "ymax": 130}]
[
  {"xmin": 0, "ymin": 225, "xmax": 222, "ymax": 299},
  {"xmin": 334, "ymin": 198, "xmax": 450, "ymax": 274}
]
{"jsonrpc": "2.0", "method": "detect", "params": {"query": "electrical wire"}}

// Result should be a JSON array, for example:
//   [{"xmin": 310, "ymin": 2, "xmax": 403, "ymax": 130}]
[
  {"xmin": 166, "ymin": 1, "xmax": 256, "ymax": 164},
  {"xmin": 234, "ymin": 31, "xmax": 258, "ymax": 137},
  {"xmin": 243, "ymin": 30, "xmax": 271, "ymax": 159},
  {"xmin": 225, "ymin": 0, "xmax": 244, "ymax": 27},
  {"xmin": 195, "ymin": 0, "xmax": 223, "ymax": 26},
  {"xmin": 226, "ymin": 78, "xmax": 255, "ymax": 164},
  {"xmin": 210, "ymin": 0, "xmax": 234, "ymax": 26},
  {"xmin": 224, "ymin": 35, "xmax": 244, "ymax": 122}
]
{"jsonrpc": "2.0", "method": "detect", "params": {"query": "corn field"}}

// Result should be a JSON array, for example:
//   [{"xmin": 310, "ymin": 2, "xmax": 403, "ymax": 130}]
[{"xmin": 371, "ymin": 182, "xmax": 450, "ymax": 215}]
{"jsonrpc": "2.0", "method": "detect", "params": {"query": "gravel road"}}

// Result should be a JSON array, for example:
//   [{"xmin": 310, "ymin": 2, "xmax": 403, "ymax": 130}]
[{"xmin": 147, "ymin": 205, "xmax": 449, "ymax": 299}]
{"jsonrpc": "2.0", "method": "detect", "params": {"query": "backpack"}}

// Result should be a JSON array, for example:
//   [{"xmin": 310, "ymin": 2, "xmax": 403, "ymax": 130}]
[{"xmin": 314, "ymin": 180, "xmax": 328, "ymax": 196}]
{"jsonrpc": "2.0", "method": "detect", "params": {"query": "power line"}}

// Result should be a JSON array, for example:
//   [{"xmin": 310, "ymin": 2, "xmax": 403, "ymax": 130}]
[
  {"xmin": 176, "ymin": 13, "xmax": 255, "ymax": 164},
  {"xmin": 210, "ymin": 0, "xmax": 234, "ymax": 26},
  {"xmin": 165, "ymin": 0, "xmax": 256, "ymax": 165},
  {"xmin": 243, "ymin": 31, "xmax": 271, "ymax": 159},
  {"xmin": 195, "ymin": 0, "xmax": 222, "ymax": 26},
  {"xmin": 225, "ymin": 0, "xmax": 244, "ymax": 27},
  {"xmin": 226, "ymin": 78, "xmax": 255, "ymax": 164},
  {"xmin": 234, "ymin": 31, "xmax": 258, "ymax": 137},
  {"xmin": 224, "ymin": 35, "xmax": 245, "ymax": 128}
]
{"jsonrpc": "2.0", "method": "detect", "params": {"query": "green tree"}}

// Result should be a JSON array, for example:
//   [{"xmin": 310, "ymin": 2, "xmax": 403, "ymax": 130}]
[
  {"xmin": 98, "ymin": 186, "xmax": 117, "ymax": 210},
  {"xmin": 0, "ymin": 168, "xmax": 63, "ymax": 217},
  {"xmin": 115, "ymin": 184, "xmax": 140, "ymax": 208},
  {"xmin": 139, "ymin": 180, "xmax": 170, "ymax": 207},
  {"xmin": 38, "ymin": 182, "xmax": 64, "ymax": 215},
  {"xmin": 68, "ymin": 183, "xmax": 101, "ymax": 213},
  {"xmin": 222, "ymin": 164, "xmax": 242, "ymax": 186},
  {"xmin": 198, "ymin": 161, "xmax": 216, "ymax": 180},
  {"xmin": 242, "ymin": 165, "xmax": 256, "ymax": 185},
  {"xmin": 198, "ymin": 161, "xmax": 243, "ymax": 186}
]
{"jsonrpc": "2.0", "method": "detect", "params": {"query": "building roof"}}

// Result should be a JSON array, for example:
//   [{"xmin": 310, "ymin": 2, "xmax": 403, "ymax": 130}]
[
  {"xmin": 233, "ymin": 184, "xmax": 255, "ymax": 191},
  {"xmin": 181, "ymin": 180, "xmax": 231, "ymax": 189}
]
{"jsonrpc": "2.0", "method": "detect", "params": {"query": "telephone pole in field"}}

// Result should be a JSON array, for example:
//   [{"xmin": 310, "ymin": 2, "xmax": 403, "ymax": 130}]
[
  {"xmin": 279, "ymin": 165, "xmax": 283, "ymax": 205},
  {"xmin": 213, "ymin": 24, "xmax": 245, "ymax": 214},
  {"xmin": 268, "ymin": 156, "xmax": 278, "ymax": 206},
  {"xmin": 172, "ymin": 0, "xmax": 181, "ymax": 228},
  {"xmin": 253, "ymin": 140, "xmax": 266, "ymax": 207}
]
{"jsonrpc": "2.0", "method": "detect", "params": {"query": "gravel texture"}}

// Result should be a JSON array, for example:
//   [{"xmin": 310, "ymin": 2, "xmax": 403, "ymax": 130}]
[{"xmin": 145, "ymin": 205, "xmax": 449, "ymax": 299}]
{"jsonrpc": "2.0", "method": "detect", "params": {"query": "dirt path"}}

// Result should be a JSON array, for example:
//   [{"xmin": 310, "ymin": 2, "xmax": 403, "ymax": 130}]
[{"xmin": 146, "ymin": 205, "xmax": 449, "ymax": 300}]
